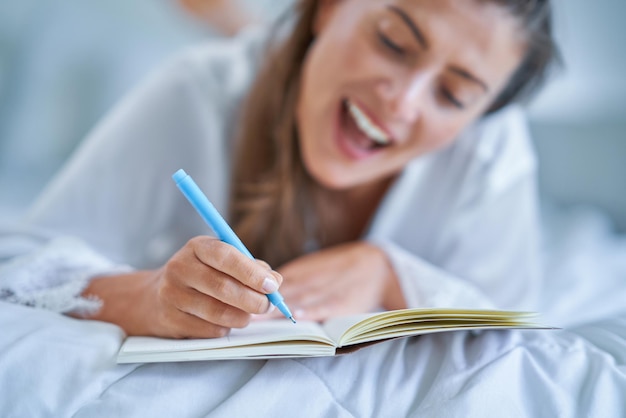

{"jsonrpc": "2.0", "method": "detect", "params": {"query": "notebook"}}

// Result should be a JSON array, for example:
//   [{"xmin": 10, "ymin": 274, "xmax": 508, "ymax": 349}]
[{"xmin": 117, "ymin": 308, "xmax": 550, "ymax": 363}]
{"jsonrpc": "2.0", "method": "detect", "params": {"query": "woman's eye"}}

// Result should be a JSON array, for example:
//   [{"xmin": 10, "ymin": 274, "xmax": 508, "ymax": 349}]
[
  {"xmin": 440, "ymin": 88, "xmax": 465, "ymax": 109},
  {"xmin": 377, "ymin": 32, "xmax": 406, "ymax": 55}
]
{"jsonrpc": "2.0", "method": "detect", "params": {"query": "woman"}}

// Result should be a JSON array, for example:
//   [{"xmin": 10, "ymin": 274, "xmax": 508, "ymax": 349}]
[{"xmin": 0, "ymin": 0, "xmax": 557, "ymax": 339}]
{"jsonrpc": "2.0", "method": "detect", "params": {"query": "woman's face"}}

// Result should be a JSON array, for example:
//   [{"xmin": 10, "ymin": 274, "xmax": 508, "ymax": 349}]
[{"xmin": 297, "ymin": 0, "xmax": 526, "ymax": 190}]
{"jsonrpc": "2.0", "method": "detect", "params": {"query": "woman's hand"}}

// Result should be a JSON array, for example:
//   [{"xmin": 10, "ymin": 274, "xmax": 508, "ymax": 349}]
[
  {"xmin": 263, "ymin": 242, "xmax": 406, "ymax": 322},
  {"xmin": 78, "ymin": 236, "xmax": 282, "ymax": 338}
]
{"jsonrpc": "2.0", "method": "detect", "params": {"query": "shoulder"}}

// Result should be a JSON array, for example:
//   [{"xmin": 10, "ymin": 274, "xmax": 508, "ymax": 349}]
[
  {"xmin": 446, "ymin": 106, "xmax": 537, "ymax": 194},
  {"xmin": 144, "ymin": 26, "xmax": 270, "ymax": 109}
]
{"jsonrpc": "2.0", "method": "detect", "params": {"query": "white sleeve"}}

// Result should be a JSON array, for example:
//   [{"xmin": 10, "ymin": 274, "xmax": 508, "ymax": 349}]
[
  {"xmin": 0, "ymin": 236, "xmax": 131, "ymax": 314},
  {"xmin": 370, "ymin": 237, "xmax": 497, "ymax": 309},
  {"xmin": 371, "ymin": 174, "xmax": 540, "ymax": 310},
  {"xmin": 368, "ymin": 107, "xmax": 542, "ymax": 311},
  {"xmin": 436, "ymin": 171, "xmax": 542, "ymax": 310},
  {"xmin": 0, "ymin": 46, "xmax": 232, "ymax": 313}
]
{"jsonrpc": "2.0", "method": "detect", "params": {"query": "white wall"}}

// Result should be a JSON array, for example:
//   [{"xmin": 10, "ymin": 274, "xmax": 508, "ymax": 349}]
[
  {"xmin": 528, "ymin": 0, "xmax": 626, "ymax": 231},
  {"xmin": 0, "ymin": 1, "xmax": 291, "ymax": 219}
]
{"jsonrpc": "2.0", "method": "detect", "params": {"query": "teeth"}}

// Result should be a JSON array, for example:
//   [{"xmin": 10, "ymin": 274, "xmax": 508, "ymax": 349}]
[{"xmin": 346, "ymin": 100, "xmax": 391, "ymax": 145}]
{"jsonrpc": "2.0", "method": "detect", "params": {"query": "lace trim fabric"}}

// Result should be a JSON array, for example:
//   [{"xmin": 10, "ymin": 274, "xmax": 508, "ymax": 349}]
[{"xmin": 0, "ymin": 237, "xmax": 131, "ymax": 314}]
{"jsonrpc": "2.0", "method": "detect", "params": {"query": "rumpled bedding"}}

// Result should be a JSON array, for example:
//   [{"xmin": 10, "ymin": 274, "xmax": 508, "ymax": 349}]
[{"xmin": 1, "ymin": 206, "xmax": 625, "ymax": 417}]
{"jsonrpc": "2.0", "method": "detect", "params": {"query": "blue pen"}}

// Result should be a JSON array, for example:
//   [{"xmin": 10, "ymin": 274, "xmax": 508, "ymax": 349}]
[{"xmin": 172, "ymin": 169, "xmax": 296, "ymax": 324}]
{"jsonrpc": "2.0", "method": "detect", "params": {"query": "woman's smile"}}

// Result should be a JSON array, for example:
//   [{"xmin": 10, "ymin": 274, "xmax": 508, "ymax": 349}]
[
  {"xmin": 335, "ymin": 98, "xmax": 394, "ymax": 161},
  {"xmin": 346, "ymin": 99, "xmax": 393, "ymax": 146}
]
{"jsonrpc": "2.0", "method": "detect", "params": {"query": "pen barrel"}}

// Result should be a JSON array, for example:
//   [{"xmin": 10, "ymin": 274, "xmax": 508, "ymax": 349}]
[
  {"xmin": 266, "ymin": 292, "xmax": 283, "ymax": 305},
  {"xmin": 174, "ymin": 170, "xmax": 254, "ymax": 259}
]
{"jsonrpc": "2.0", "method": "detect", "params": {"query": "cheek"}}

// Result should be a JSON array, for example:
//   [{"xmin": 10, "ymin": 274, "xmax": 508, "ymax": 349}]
[
  {"xmin": 432, "ymin": 120, "xmax": 465, "ymax": 148},
  {"xmin": 406, "ymin": 114, "xmax": 469, "ymax": 157},
  {"xmin": 296, "ymin": 30, "xmax": 375, "ymax": 153}
]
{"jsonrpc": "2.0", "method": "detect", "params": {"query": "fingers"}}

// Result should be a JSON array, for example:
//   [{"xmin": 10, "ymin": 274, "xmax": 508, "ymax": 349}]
[
  {"xmin": 191, "ymin": 236, "xmax": 283, "ymax": 295},
  {"xmin": 177, "ymin": 286, "xmax": 251, "ymax": 329},
  {"xmin": 275, "ymin": 266, "xmax": 330, "ymax": 307},
  {"xmin": 157, "ymin": 276, "xmax": 258, "ymax": 338},
  {"xmin": 273, "ymin": 262, "xmax": 355, "ymax": 322},
  {"xmin": 254, "ymin": 259, "xmax": 272, "ymax": 271},
  {"xmin": 166, "ymin": 309, "xmax": 232, "ymax": 339},
  {"xmin": 187, "ymin": 267, "xmax": 273, "ymax": 315}
]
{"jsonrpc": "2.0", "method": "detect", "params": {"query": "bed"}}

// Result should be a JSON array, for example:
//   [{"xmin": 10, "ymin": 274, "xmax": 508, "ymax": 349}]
[{"xmin": 1, "ymin": 205, "xmax": 625, "ymax": 417}]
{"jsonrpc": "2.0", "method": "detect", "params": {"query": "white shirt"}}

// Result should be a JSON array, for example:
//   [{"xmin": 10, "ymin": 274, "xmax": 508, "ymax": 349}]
[{"xmin": 0, "ymin": 28, "xmax": 541, "ymax": 313}]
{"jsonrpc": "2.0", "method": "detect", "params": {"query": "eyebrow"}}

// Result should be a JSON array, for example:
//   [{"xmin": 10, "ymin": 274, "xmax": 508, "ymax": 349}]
[
  {"xmin": 387, "ymin": 5, "xmax": 428, "ymax": 49},
  {"xmin": 449, "ymin": 66, "xmax": 490, "ymax": 92},
  {"xmin": 387, "ymin": 4, "xmax": 490, "ymax": 93}
]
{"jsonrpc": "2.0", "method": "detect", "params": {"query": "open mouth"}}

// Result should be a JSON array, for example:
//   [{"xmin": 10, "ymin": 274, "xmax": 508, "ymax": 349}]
[
  {"xmin": 336, "ymin": 99, "xmax": 393, "ymax": 160},
  {"xmin": 346, "ymin": 99, "xmax": 392, "ymax": 146}
]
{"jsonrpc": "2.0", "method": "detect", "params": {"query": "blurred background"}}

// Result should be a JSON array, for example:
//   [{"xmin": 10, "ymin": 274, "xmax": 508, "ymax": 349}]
[{"xmin": 0, "ymin": 0, "xmax": 624, "ymax": 231}]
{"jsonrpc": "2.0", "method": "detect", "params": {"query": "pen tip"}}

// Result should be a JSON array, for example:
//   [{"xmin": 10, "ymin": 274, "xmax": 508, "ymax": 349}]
[{"xmin": 290, "ymin": 317, "xmax": 296, "ymax": 324}]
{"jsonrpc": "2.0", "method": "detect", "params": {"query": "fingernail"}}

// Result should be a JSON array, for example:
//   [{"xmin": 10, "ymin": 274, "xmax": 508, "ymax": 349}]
[
  {"xmin": 262, "ymin": 277, "xmax": 279, "ymax": 293},
  {"xmin": 266, "ymin": 304, "xmax": 276, "ymax": 314}
]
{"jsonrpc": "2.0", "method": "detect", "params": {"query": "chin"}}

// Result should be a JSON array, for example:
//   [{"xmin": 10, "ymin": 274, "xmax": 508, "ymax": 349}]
[
  {"xmin": 317, "ymin": 177, "xmax": 354, "ymax": 191},
  {"xmin": 303, "ymin": 159, "xmax": 356, "ymax": 191}
]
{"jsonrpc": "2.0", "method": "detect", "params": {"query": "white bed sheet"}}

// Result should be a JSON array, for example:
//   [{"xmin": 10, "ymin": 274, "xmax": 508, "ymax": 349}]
[{"xmin": 1, "ymin": 206, "xmax": 625, "ymax": 417}]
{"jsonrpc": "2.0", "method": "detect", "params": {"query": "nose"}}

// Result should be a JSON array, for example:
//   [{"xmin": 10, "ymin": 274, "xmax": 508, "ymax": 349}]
[{"xmin": 375, "ymin": 73, "xmax": 431, "ymax": 124}]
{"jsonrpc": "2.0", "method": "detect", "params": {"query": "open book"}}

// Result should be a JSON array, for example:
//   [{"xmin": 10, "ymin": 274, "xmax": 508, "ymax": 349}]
[{"xmin": 117, "ymin": 308, "xmax": 550, "ymax": 363}]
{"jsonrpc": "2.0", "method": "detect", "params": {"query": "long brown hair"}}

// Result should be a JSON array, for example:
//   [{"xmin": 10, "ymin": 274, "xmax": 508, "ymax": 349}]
[
  {"xmin": 229, "ymin": 0, "xmax": 319, "ymax": 267},
  {"xmin": 229, "ymin": 0, "xmax": 558, "ymax": 267}
]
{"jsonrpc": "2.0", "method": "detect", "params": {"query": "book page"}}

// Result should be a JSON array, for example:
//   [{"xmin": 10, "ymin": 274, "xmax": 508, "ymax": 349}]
[
  {"xmin": 321, "ymin": 312, "xmax": 382, "ymax": 344},
  {"xmin": 321, "ymin": 308, "xmax": 539, "ymax": 347},
  {"xmin": 118, "ymin": 319, "xmax": 335, "ymax": 362}
]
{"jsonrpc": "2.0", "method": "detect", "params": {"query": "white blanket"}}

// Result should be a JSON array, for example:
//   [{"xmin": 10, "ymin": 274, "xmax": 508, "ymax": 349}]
[{"xmin": 1, "ymin": 207, "xmax": 625, "ymax": 417}]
